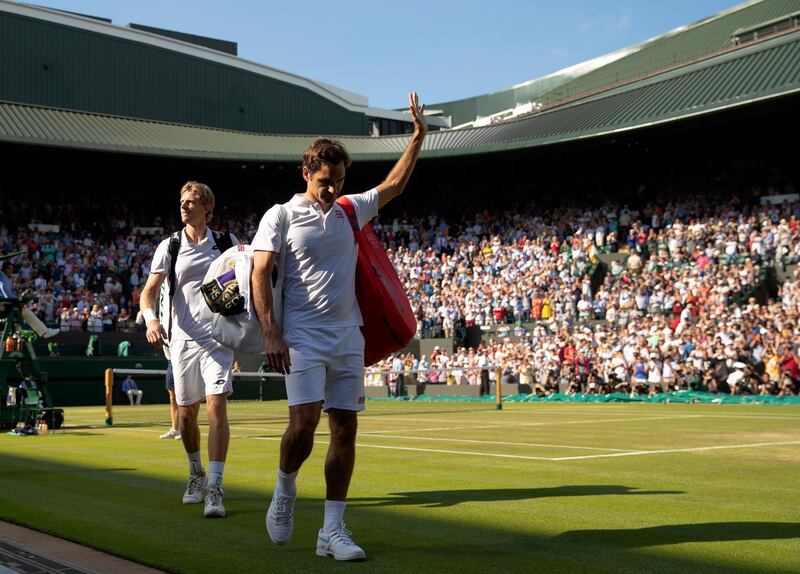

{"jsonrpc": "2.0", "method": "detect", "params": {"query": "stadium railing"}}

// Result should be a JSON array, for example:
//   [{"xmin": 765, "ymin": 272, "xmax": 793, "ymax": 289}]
[
  {"xmin": 103, "ymin": 364, "xmax": 507, "ymax": 425},
  {"xmin": 364, "ymin": 365, "xmax": 505, "ymax": 409}
]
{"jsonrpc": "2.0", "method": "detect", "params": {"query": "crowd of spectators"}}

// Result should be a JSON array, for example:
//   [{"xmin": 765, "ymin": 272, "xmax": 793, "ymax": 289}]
[
  {"xmin": 2, "ymin": 183, "xmax": 799, "ymax": 396},
  {"xmin": 0, "ymin": 192, "xmax": 260, "ymax": 333},
  {"xmin": 365, "ymin": 193, "xmax": 800, "ymax": 397},
  {"xmin": 374, "ymin": 196, "xmax": 800, "ymax": 335},
  {"xmin": 368, "ymin": 281, "xmax": 800, "ymax": 397}
]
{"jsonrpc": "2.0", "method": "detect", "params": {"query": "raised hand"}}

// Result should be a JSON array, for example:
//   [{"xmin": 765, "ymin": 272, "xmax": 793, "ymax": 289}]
[{"xmin": 409, "ymin": 91, "xmax": 427, "ymax": 136}]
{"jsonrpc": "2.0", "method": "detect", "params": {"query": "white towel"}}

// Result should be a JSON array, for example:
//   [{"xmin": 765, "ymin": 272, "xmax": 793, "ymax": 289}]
[{"xmin": 234, "ymin": 250, "xmax": 254, "ymax": 318}]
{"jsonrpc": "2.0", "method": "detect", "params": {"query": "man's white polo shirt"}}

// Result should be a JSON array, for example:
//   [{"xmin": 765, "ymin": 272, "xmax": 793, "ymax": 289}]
[
  {"xmin": 150, "ymin": 227, "xmax": 239, "ymax": 341},
  {"xmin": 252, "ymin": 189, "xmax": 379, "ymax": 333}
]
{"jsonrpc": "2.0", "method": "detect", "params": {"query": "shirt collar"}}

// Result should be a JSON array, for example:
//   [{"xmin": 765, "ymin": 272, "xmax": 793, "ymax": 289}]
[
  {"xmin": 290, "ymin": 193, "xmax": 313, "ymax": 207},
  {"xmin": 182, "ymin": 226, "xmax": 212, "ymax": 245},
  {"xmin": 291, "ymin": 193, "xmax": 335, "ymax": 214}
]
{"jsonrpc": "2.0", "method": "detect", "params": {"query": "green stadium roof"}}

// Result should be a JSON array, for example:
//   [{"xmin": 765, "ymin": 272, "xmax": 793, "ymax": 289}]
[
  {"xmin": 431, "ymin": 0, "xmax": 800, "ymax": 126},
  {"xmin": 1, "ymin": 26, "xmax": 798, "ymax": 162}
]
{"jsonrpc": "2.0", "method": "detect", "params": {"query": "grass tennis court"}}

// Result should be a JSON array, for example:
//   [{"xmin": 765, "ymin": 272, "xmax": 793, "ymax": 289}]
[{"xmin": 1, "ymin": 401, "xmax": 799, "ymax": 574}]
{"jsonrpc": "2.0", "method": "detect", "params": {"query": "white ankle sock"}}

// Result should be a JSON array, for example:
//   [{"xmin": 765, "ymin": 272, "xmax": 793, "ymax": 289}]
[
  {"xmin": 208, "ymin": 461, "xmax": 225, "ymax": 488},
  {"xmin": 187, "ymin": 451, "xmax": 204, "ymax": 476},
  {"xmin": 276, "ymin": 469, "xmax": 297, "ymax": 497},
  {"xmin": 323, "ymin": 500, "xmax": 346, "ymax": 532}
]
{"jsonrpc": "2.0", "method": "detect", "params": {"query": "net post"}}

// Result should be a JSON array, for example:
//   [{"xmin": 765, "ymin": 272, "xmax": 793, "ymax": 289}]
[
  {"xmin": 495, "ymin": 366, "xmax": 503, "ymax": 410},
  {"xmin": 104, "ymin": 368, "xmax": 114, "ymax": 426}
]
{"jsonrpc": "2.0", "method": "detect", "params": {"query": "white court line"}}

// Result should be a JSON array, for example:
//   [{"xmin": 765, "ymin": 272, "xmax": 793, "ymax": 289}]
[
  {"xmin": 351, "ymin": 439, "xmax": 800, "ymax": 462},
  {"xmin": 409, "ymin": 409, "xmax": 800, "ymax": 421},
  {"xmin": 659, "ymin": 413, "xmax": 800, "ymax": 421},
  {"xmin": 95, "ymin": 410, "xmax": 795, "ymax": 439},
  {"xmin": 357, "ymin": 433, "xmax": 632, "ymax": 452},
  {"xmin": 219, "ymin": 415, "xmax": 703, "ymax": 436},
  {"xmin": 110, "ymin": 429, "xmax": 800, "ymax": 463},
  {"xmin": 550, "ymin": 440, "xmax": 800, "ymax": 460},
  {"xmin": 119, "ymin": 418, "xmax": 683, "ymax": 445},
  {"xmin": 359, "ymin": 414, "xmax": 703, "ymax": 434},
  {"xmin": 370, "ymin": 409, "xmax": 800, "ymax": 418},
  {"xmin": 246, "ymin": 436, "xmax": 556, "ymax": 461},
  {"xmin": 361, "ymin": 416, "xmax": 496, "ymax": 424},
  {"xmin": 227, "ymin": 425, "xmax": 289, "ymax": 434},
  {"xmin": 244, "ymin": 436, "xmax": 800, "ymax": 462},
  {"xmin": 361, "ymin": 412, "xmax": 694, "ymax": 424}
]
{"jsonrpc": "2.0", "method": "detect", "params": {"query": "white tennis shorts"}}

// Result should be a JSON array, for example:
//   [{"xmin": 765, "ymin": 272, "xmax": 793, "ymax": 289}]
[
  {"xmin": 284, "ymin": 325, "xmax": 365, "ymax": 412},
  {"xmin": 170, "ymin": 337, "xmax": 234, "ymax": 406}
]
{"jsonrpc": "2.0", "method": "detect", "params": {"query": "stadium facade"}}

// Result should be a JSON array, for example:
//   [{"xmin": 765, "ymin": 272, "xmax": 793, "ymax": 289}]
[{"xmin": 0, "ymin": 0, "xmax": 450, "ymax": 139}]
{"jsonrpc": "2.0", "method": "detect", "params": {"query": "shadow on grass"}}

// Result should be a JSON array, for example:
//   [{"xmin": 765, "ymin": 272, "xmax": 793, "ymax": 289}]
[
  {"xmin": 351, "ymin": 485, "xmax": 683, "ymax": 508},
  {"xmin": 553, "ymin": 522, "xmax": 800, "ymax": 547},
  {"xmin": 0, "ymin": 452, "xmax": 791, "ymax": 574}
]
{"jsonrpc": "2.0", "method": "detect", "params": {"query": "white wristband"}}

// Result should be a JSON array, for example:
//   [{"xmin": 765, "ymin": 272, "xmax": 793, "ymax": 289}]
[{"xmin": 142, "ymin": 308, "xmax": 158, "ymax": 324}]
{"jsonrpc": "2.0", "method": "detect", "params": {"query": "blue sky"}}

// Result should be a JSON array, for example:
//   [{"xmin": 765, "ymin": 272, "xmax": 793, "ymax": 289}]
[{"xmin": 30, "ymin": 0, "xmax": 742, "ymax": 108}]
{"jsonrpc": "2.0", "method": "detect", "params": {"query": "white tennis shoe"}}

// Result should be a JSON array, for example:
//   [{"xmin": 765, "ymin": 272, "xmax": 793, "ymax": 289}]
[
  {"xmin": 204, "ymin": 486, "xmax": 225, "ymax": 518},
  {"xmin": 316, "ymin": 523, "xmax": 366, "ymax": 561},
  {"xmin": 266, "ymin": 493, "xmax": 295, "ymax": 544},
  {"xmin": 159, "ymin": 428, "xmax": 181, "ymax": 439},
  {"xmin": 182, "ymin": 474, "xmax": 207, "ymax": 504}
]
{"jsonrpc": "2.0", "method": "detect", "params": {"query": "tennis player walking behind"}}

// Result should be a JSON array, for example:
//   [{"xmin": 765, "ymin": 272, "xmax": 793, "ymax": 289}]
[{"xmin": 141, "ymin": 181, "xmax": 238, "ymax": 518}]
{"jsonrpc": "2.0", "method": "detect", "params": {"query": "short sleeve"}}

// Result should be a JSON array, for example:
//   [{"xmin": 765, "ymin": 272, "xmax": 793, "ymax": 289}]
[
  {"xmin": 346, "ymin": 188, "xmax": 379, "ymax": 229},
  {"xmin": 149, "ymin": 238, "xmax": 170, "ymax": 275},
  {"xmin": 251, "ymin": 204, "xmax": 284, "ymax": 253}
]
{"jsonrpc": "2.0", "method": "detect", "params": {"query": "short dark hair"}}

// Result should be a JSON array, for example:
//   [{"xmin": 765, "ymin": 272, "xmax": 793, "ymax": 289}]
[{"xmin": 302, "ymin": 138, "xmax": 351, "ymax": 175}]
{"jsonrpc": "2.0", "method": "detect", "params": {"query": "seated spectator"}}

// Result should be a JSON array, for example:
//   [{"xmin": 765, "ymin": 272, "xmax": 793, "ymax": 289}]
[{"xmin": 121, "ymin": 375, "xmax": 143, "ymax": 406}]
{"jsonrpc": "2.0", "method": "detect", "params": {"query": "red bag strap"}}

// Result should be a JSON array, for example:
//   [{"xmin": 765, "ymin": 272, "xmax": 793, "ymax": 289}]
[{"xmin": 336, "ymin": 196, "xmax": 359, "ymax": 236}]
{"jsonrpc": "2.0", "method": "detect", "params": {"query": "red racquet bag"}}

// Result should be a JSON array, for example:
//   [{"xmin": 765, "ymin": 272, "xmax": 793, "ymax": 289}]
[{"xmin": 337, "ymin": 196, "xmax": 416, "ymax": 366}]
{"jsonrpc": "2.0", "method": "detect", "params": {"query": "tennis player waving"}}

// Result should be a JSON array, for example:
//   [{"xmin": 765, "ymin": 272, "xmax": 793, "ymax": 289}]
[{"xmin": 251, "ymin": 92, "xmax": 428, "ymax": 560}]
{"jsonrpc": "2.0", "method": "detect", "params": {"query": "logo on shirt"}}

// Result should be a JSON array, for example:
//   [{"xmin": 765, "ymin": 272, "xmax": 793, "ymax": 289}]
[
  {"xmin": 237, "ymin": 244, "xmax": 246, "ymax": 251},
  {"xmin": 357, "ymin": 395, "xmax": 365, "ymax": 404},
  {"xmin": 335, "ymin": 210, "xmax": 344, "ymax": 219}
]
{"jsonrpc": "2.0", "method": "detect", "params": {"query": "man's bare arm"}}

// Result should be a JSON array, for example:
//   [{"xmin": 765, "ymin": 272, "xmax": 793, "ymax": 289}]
[
  {"xmin": 140, "ymin": 272, "xmax": 166, "ymax": 347},
  {"xmin": 251, "ymin": 250, "xmax": 291, "ymax": 374},
  {"xmin": 376, "ymin": 92, "xmax": 428, "ymax": 209}
]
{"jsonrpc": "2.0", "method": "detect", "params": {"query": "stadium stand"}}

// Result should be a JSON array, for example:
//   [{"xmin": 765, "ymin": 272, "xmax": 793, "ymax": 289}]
[
  {"xmin": 1, "ymin": 168, "xmax": 799, "ymax": 398},
  {"xmin": 0, "ymin": 0, "xmax": 798, "ymax": 402}
]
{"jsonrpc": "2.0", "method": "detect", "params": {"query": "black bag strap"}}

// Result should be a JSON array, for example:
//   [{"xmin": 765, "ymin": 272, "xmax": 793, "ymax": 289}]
[
  {"xmin": 167, "ymin": 228, "xmax": 230, "ymax": 340},
  {"xmin": 166, "ymin": 231, "xmax": 181, "ymax": 341},
  {"xmin": 212, "ymin": 229, "xmax": 233, "ymax": 254}
]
